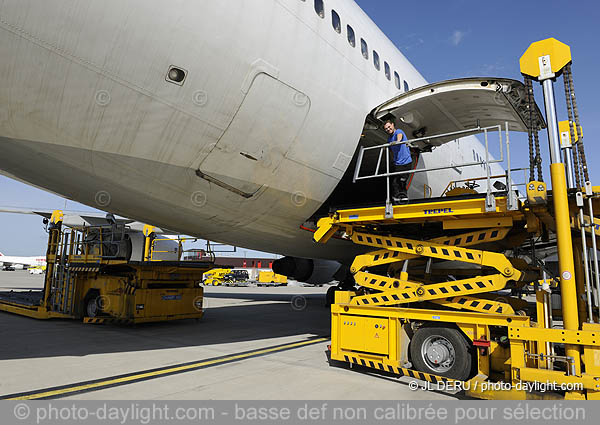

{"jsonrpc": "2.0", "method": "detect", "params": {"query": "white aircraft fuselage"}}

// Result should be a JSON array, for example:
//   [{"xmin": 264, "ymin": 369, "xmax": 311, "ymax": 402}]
[
  {"xmin": 0, "ymin": 253, "xmax": 45, "ymax": 268},
  {"xmin": 0, "ymin": 0, "xmax": 502, "ymax": 262}
]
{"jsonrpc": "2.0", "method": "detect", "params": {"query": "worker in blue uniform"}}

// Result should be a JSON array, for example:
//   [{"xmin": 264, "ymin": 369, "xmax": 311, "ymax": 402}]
[{"xmin": 383, "ymin": 119, "xmax": 414, "ymax": 204}]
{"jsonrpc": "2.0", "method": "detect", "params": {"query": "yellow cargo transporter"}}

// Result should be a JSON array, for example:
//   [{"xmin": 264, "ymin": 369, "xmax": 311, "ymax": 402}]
[
  {"xmin": 315, "ymin": 39, "xmax": 600, "ymax": 399},
  {"xmin": 0, "ymin": 211, "xmax": 212, "ymax": 324}
]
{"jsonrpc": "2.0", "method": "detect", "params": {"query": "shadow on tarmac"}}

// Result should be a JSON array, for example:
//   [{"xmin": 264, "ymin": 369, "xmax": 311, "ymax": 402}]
[{"xmin": 0, "ymin": 290, "xmax": 330, "ymax": 361}]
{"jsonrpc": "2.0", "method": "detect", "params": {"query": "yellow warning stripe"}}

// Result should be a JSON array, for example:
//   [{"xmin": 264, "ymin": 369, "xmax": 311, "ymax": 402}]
[{"xmin": 6, "ymin": 338, "xmax": 328, "ymax": 400}]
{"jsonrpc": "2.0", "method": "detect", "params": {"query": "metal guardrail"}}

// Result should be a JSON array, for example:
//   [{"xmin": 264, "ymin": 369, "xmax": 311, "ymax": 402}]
[
  {"xmin": 149, "ymin": 236, "xmax": 214, "ymax": 262},
  {"xmin": 352, "ymin": 122, "xmax": 519, "ymax": 217}
]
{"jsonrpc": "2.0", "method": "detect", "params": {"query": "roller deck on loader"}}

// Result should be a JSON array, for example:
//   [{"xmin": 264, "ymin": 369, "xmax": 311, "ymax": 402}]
[{"xmin": 316, "ymin": 38, "xmax": 600, "ymax": 399}]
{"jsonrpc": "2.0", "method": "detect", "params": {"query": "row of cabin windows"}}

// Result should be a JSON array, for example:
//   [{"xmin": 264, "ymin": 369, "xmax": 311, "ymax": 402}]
[{"xmin": 304, "ymin": 0, "xmax": 410, "ymax": 93}]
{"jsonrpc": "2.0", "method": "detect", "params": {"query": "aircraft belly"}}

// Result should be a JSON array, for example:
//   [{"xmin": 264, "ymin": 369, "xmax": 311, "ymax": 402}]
[
  {"xmin": 198, "ymin": 73, "xmax": 311, "ymax": 197},
  {"xmin": 0, "ymin": 135, "xmax": 352, "ymax": 259}
]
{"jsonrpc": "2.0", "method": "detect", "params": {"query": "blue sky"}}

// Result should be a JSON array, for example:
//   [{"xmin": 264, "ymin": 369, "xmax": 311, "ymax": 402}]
[
  {"xmin": 1, "ymin": 0, "xmax": 599, "ymax": 255},
  {"xmin": 356, "ymin": 0, "xmax": 600, "ymax": 182}
]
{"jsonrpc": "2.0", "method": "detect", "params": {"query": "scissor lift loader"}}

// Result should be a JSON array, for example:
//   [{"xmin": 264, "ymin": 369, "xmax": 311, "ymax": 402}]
[{"xmin": 315, "ymin": 39, "xmax": 600, "ymax": 399}]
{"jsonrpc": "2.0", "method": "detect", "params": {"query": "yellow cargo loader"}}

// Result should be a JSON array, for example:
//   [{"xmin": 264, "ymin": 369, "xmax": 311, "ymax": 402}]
[{"xmin": 0, "ymin": 211, "xmax": 212, "ymax": 324}]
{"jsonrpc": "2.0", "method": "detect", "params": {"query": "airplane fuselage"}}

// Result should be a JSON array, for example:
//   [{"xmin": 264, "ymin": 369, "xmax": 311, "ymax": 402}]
[{"xmin": 0, "ymin": 0, "xmax": 502, "ymax": 262}]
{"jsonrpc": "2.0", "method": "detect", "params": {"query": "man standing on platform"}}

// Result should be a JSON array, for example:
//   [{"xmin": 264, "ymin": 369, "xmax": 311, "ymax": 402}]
[{"xmin": 383, "ymin": 119, "xmax": 414, "ymax": 204}]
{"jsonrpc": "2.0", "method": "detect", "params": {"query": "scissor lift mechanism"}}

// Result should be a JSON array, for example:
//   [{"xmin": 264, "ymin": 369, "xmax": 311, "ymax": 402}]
[{"xmin": 315, "ymin": 39, "xmax": 600, "ymax": 399}]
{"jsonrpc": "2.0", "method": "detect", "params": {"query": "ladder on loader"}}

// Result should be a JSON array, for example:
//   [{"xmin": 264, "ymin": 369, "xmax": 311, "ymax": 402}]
[{"xmin": 315, "ymin": 39, "xmax": 600, "ymax": 400}]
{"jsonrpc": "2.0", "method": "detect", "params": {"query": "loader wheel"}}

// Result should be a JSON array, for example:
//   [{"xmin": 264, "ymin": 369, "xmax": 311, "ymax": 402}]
[
  {"xmin": 86, "ymin": 295, "xmax": 100, "ymax": 318},
  {"xmin": 325, "ymin": 286, "xmax": 338, "ymax": 307},
  {"xmin": 410, "ymin": 326, "xmax": 473, "ymax": 381}
]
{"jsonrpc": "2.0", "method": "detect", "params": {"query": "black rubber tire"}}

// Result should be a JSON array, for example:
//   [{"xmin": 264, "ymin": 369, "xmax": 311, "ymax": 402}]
[
  {"xmin": 86, "ymin": 296, "xmax": 99, "ymax": 318},
  {"xmin": 409, "ymin": 326, "xmax": 473, "ymax": 381},
  {"xmin": 325, "ymin": 286, "xmax": 339, "ymax": 307}
]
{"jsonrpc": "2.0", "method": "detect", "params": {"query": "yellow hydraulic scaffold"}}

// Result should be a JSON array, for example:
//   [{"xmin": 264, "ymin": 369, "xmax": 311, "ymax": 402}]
[{"xmin": 315, "ymin": 38, "xmax": 600, "ymax": 400}]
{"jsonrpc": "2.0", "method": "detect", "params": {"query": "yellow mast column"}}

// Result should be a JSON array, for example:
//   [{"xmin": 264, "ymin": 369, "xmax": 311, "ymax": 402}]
[{"xmin": 520, "ymin": 38, "xmax": 580, "ymax": 374}]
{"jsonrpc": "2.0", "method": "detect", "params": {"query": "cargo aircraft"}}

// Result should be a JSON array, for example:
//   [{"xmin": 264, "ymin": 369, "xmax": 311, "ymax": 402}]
[{"xmin": 0, "ymin": 0, "xmax": 541, "ymax": 285}]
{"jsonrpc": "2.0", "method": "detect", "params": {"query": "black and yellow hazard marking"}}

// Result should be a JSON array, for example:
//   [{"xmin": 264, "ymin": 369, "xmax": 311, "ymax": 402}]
[
  {"xmin": 433, "ymin": 295, "xmax": 515, "ymax": 315},
  {"xmin": 70, "ymin": 266, "xmax": 100, "ymax": 272},
  {"xmin": 352, "ymin": 271, "xmax": 505, "ymax": 307},
  {"xmin": 342, "ymin": 355, "xmax": 455, "ymax": 385},
  {"xmin": 83, "ymin": 317, "xmax": 134, "ymax": 325},
  {"xmin": 1, "ymin": 337, "xmax": 328, "ymax": 400}
]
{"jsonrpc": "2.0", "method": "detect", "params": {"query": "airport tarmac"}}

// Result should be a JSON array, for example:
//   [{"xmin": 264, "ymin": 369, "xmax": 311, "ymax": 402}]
[{"xmin": 0, "ymin": 271, "xmax": 454, "ymax": 400}]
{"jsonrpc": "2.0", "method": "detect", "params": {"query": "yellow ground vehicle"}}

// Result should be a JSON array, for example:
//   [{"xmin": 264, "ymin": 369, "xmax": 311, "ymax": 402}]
[
  {"xmin": 0, "ymin": 211, "xmax": 212, "ymax": 324},
  {"xmin": 28, "ymin": 265, "xmax": 46, "ymax": 275},
  {"xmin": 315, "ymin": 39, "xmax": 600, "ymax": 399},
  {"xmin": 203, "ymin": 268, "xmax": 232, "ymax": 286},
  {"xmin": 258, "ymin": 270, "xmax": 288, "ymax": 286}
]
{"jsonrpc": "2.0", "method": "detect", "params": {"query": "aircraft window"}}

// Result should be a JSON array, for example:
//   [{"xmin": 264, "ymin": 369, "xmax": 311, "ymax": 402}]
[
  {"xmin": 314, "ymin": 0, "xmax": 324, "ymax": 18},
  {"xmin": 384, "ymin": 62, "xmax": 391, "ymax": 80},
  {"xmin": 404, "ymin": 81, "xmax": 410, "ymax": 92},
  {"xmin": 361, "ymin": 39, "xmax": 368, "ymax": 59},
  {"xmin": 373, "ymin": 51, "xmax": 380, "ymax": 71},
  {"xmin": 347, "ymin": 25, "xmax": 356, "ymax": 47},
  {"xmin": 394, "ymin": 71, "xmax": 401, "ymax": 89},
  {"xmin": 331, "ymin": 10, "xmax": 341, "ymax": 33}
]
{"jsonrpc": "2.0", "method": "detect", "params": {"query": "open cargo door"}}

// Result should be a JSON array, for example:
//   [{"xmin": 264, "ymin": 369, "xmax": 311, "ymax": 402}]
[
  {"xmin": 316, "ymin": 77, "xmax": 546, "ymax": 215},
  {"xmin": 369, "ymin": 77, "xmax": 546, "ymax": 150}
]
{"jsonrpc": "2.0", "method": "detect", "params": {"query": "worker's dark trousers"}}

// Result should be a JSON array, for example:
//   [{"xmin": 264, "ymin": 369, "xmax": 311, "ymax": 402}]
[{"xmin": 391, "ymin": 161, "xmax": 414, "ymax": 199}]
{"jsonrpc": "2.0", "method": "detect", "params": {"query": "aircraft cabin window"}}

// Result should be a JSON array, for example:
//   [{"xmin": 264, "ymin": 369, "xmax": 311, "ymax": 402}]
[
  {"xmin": 394, "ymin": 71, "xmax": 401, "ymax": 89},
  {"xmin": 384, "ymin": 62, "xmax": 391, "ymax": 80},
  {"xmin": 373, "ymin": 51, "xmax": 380, "ymax": 71},
  {"xmin": 404, "ymin": 81, "xmax": 410, "ymax": 92},
  {"xmin": 314, "ymin": 0, "xmax": 324, "ymax": 18},
  {"xmin": 361, "ymin": 38, "xmax": 369, "ymax": 60},
  {"xmin": 347, "ymin": 25, "xmax": 356, "ymax": 47},
  {"xmin": 331, "ymin": 10, "xmax": 341, "ymax": 33}
]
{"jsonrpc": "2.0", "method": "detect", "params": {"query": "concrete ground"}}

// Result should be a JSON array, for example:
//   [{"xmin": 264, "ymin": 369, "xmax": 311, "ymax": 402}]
[{"xmin": 0, "ymin": 271, "xmax": 454, "ymax": 400}]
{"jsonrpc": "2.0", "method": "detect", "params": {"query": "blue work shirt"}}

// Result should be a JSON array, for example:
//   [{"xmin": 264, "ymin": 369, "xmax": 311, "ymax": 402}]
[{"xmin": 388, "ymin": 129, "xmax": 412, "ymax": 166}]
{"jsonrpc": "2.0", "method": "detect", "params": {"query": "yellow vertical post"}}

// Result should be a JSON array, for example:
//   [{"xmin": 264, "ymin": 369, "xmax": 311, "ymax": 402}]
[
  {"xmin": 521, "ymin": 38, "xmax": 580, "ymax": 374},
  {"xmin": 43, "ymin": 210, "xmax": 64, "ymax": 309},
  {"xmin": 550, "ymin": 164, "xmax": 580, "ymax": 374},
  {"xmin": 143, "ymin": 225, "xmax": 155, "ymax": 262}
]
